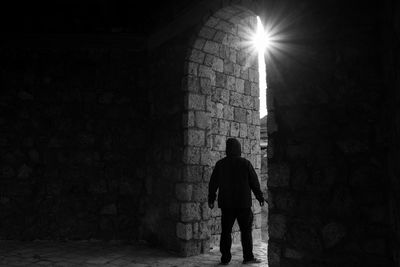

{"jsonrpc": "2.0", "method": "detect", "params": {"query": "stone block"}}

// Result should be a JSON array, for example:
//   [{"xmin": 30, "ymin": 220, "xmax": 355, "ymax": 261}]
[
  {"xmin": 200, "ymin": 77, "xmax": 212, "ymax": 94},
  {"xmin": 234, "ymin": 108, "xmax": 247, "ymax": 123},
  {"xmin": 177, "ymin": 222, "xmax": 193, "ymax": 240},
  {"xmin": 205, "ymin": 16, "xmax": 219, "ymax": 28},
  {"xmin": 211, "ymin": 118, "xmax": 219, "ymax": 134},
  {"xmin": 213, "ymin": 135, "xmax": 226, "ymax": 151},
  {"xmin": 199, "ymin": 65, "xmax": 215, "ymax": 81},
  {"xmin": 186, "ymin": 93, "xmax": 205, "ymax": 111},
  {"xmin": 241, "ymin": 69, "xmax": 249, "ymax": 80},
  {"xmin": 185, "ymin": 129, "xmax": 205, "ymax": 147},
  {"xmin": 215, "ymin": 20, "xmax": 234, "ymax": 34},
  {"xmin": 192, "ymin": 183, "xmax": 208, "ymax": 202},
  {"xmin": 193, "ymin": 221, "xmax": 210, "ymax": 239},
  {"xmin": 215, "ymin": 103, "xmax": 224, "ymax": 118},
  {"xmin": 253, "ymin": 112, "xmax": 260, "ymax": 125},
  {"xmin": 199, "ymin": 27, "xmax": 216, "ymax": 39},
  {"xmin": 242, "ymin": 138, "xmax": 250, "ymax": 153},
  {"xmin": 184, "ymin": 62, "xmax": 198, "ymax": 76},
  {"xmin": 230, "ymin": 122, "xmax": 240, "ymax": 137},
  {"xmin": 219, "ymin": 120, "xmax": 230, "ymax": 135},
  {"xmin": 224, "ymin": 61, "xmax": 234, "ymax": 75},
  {"xmin": 228, "ymin": 48, "xmax": 237, "ymax": 63},
  {"xmin": 204, "ymin": 54, "xmax": 214, "ymax": 66},
  {"xmin": 200, "ymin": 148, "xmax": 211, "ymax": 166},
  {"xmin": 251, "ymin": 139, "xmax": 260, "ymax": 154},
  {"xmin": 203, "ymin": 40, "xmax": 219, "ymax": 55},
  {"xmin": 233, "ymin": 64, "xmax": 241, "ymax": 77},
  {"xmin": 215, "ymin": 72, "xmax": 226, "ymax": 87},
  {"xmin": 212, "ymin": 87, "xmax": 229, "ymax": 104},
  {"xmin": 243, "ymin": 95, "xmax": 253, "ymax": 109},
  {"xmin": 227, "ymin": 75, "xmax": 236, "ymax": 91},
  {"xmin": 235, "ymin": 78, "xmax": 244, "ymax": 93},
  {"xmin": 253, "ymin": 97, "xmax": 260, "ymax": 111},
  {"xmin": 237, "ymin": 50, "xmax": 247, "ymax": 66},
  {"xmin": 210, "ymin": 150, "xmax": 221, "ymax": 166},
  {"xmin": 194, "ymin": 111, "xmax": 209, "ymax": 129},
  {"xmin": 175, "ymin": 183, "xmax": 193, "ymax": 201},
  {"xmin": 189, "ymin": 49, "xmax": 205, "ymax": 64},
  {"xmin": 183, "ymin": 165, "xmax": 203, "ymax": 182},
  {"xmin": 251, "ymin": 82, "xmax": 259, "ymax": 97},
  {"xmin": 181, "ymin": 203, "xmax": 201, "ymax": 222},
  {"xmin": 230, "ymin": 92, "xmax": 243, "ymax": 107},
  {"xmin": 213, "ymin": 30, "xmax": 225, "ymax": 42},
  {"xmin": 184, "ymin": 75, "xmax": 199, "ymax": 93},
  {"xmin": 248, "ymin": 125, "xmax": 256, "ymax": 139},
  {"xmin": 222, "ymin": 106, "xmax": 233, "ymax": 121},
  {"xmin": 212, "ymin": 57, "xmax": 224, "ymax": 73},
  {"xmin": 193, "ymin": 38, "xmax": 206, "ymax": 50},
  {"xmin": 203, "ymin": 166, "xmax": 213, "ymax": 182},
  {"xmin": 239, "ymin": 123, "xmax": 247, "ymax": 138}
]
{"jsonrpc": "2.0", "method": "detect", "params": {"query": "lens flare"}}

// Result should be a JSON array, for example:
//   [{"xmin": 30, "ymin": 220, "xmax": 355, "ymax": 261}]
[{"xmin": 255, "ymin": 16, "xmax": 268, "ymax": 118}]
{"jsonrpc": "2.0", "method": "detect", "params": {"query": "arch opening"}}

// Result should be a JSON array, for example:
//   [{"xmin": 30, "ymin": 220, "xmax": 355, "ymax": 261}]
[{"xmin": 181, "ymin": 4, "xmax": 269, "ymax": 258}]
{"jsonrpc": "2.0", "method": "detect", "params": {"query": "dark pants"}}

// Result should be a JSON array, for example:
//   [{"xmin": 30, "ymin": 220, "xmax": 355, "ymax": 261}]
[{"xmin": 220, "ymin": 208, "xmax": 254, "ymax": 263}]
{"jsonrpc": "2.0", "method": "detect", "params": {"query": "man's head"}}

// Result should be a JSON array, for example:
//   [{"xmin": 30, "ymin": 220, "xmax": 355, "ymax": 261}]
[{"xmin": 226, "ymin": 138, "xmax": 241, "ymax": 157}]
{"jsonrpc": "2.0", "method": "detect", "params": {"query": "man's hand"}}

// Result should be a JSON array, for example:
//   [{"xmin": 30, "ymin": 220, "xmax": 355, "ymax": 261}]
[{"xmin": 208, "ymin": 201, "xmax": 214, "ymax": 209}]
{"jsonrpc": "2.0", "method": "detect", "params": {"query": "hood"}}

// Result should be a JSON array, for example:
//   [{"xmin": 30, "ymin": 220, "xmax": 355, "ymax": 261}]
[{"xmin": 226, "ymin": 138, "xmax": 241, "ymax": 157}]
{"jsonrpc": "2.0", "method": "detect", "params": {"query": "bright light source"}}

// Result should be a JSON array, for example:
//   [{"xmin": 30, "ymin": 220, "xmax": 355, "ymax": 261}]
[
  {"xmin": 254, "ymin": 16, "xmax": 271, "ymax": 53},
  {"xmin": 255, "ymin": 16, "xmax": 268, "ymax": 119}
]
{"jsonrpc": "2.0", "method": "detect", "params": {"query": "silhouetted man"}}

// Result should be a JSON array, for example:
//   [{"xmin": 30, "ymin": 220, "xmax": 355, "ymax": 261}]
[{"xmin": 208, "ymin": 138, "xmax": 265, "ymax": 265}]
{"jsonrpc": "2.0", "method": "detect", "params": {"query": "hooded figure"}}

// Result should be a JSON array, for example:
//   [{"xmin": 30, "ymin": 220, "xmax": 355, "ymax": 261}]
[{"xmin": 208, "ymin": 138, "xmax": 264, "ymax": 265}]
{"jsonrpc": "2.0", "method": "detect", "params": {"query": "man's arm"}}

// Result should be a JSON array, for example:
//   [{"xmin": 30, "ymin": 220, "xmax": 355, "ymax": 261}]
[
  {"xmin": 208, "ymin": 162, "xmax": 219, "ymax": 208},
  {"xmin": 248, "ymin": 161, "xmax": 265, "ymax": 205}
]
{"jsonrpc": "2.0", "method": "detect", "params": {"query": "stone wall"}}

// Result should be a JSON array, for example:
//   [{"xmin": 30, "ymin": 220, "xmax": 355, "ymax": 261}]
[
  {"xmin": 266, "ymin": 1, "xmax": 393, "ymax": 266},
  {"xmin": 181, "ymin": 5, "xmax": 263, "ymax": 255},
  {"xmin": 0, "ymin": 43, "xmax": 149, "ymax": 240}
]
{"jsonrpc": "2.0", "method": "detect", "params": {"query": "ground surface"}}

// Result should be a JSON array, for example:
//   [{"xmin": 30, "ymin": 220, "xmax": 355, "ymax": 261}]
[{"xmin": 0, "ymin": 240, "xmax": 268, "ymax": 266}]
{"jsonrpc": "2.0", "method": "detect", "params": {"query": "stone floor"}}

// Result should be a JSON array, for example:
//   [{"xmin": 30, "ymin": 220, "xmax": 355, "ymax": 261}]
[{"xmin": 0, "ymin": 240, "xmax": 268, "ymax": 267}]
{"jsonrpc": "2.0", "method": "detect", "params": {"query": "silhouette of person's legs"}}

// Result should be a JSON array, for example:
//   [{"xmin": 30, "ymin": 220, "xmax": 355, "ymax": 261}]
[
  {"xmin": 220, "ymin": 208, "xmax": 236, "ymax": 263},
  {"xmin": 237, "ymin": 208, "xmax": 254, "ymax": 261}
]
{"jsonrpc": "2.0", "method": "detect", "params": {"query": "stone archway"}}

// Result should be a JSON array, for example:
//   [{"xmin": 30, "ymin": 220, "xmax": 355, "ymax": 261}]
[{"xmin": 179, "ymin": 5, "xmax": 266, "ymax": 256}]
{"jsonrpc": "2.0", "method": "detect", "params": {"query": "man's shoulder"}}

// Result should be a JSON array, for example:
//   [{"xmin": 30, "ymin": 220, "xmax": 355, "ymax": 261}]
[{"xmin": 221, "ymin": 156, "xmax": 250, "ymax": 164}]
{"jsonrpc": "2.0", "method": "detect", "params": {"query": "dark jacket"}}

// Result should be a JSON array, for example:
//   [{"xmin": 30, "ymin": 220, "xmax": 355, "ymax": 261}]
[{"xmin": 208, "ymin": 138, "xmax": 264, "ymax": 209}]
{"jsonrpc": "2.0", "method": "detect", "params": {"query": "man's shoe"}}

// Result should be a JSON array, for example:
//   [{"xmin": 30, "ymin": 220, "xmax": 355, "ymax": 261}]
[{"xmin": 242, "ymin": 258, "xmax": 262, "ymax": 264}]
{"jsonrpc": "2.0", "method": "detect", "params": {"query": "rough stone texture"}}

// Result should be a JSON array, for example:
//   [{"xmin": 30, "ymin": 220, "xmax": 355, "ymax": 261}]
[{"xmin": 183, "ymin": 7, "xmax": 261, "ymax": 252}]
